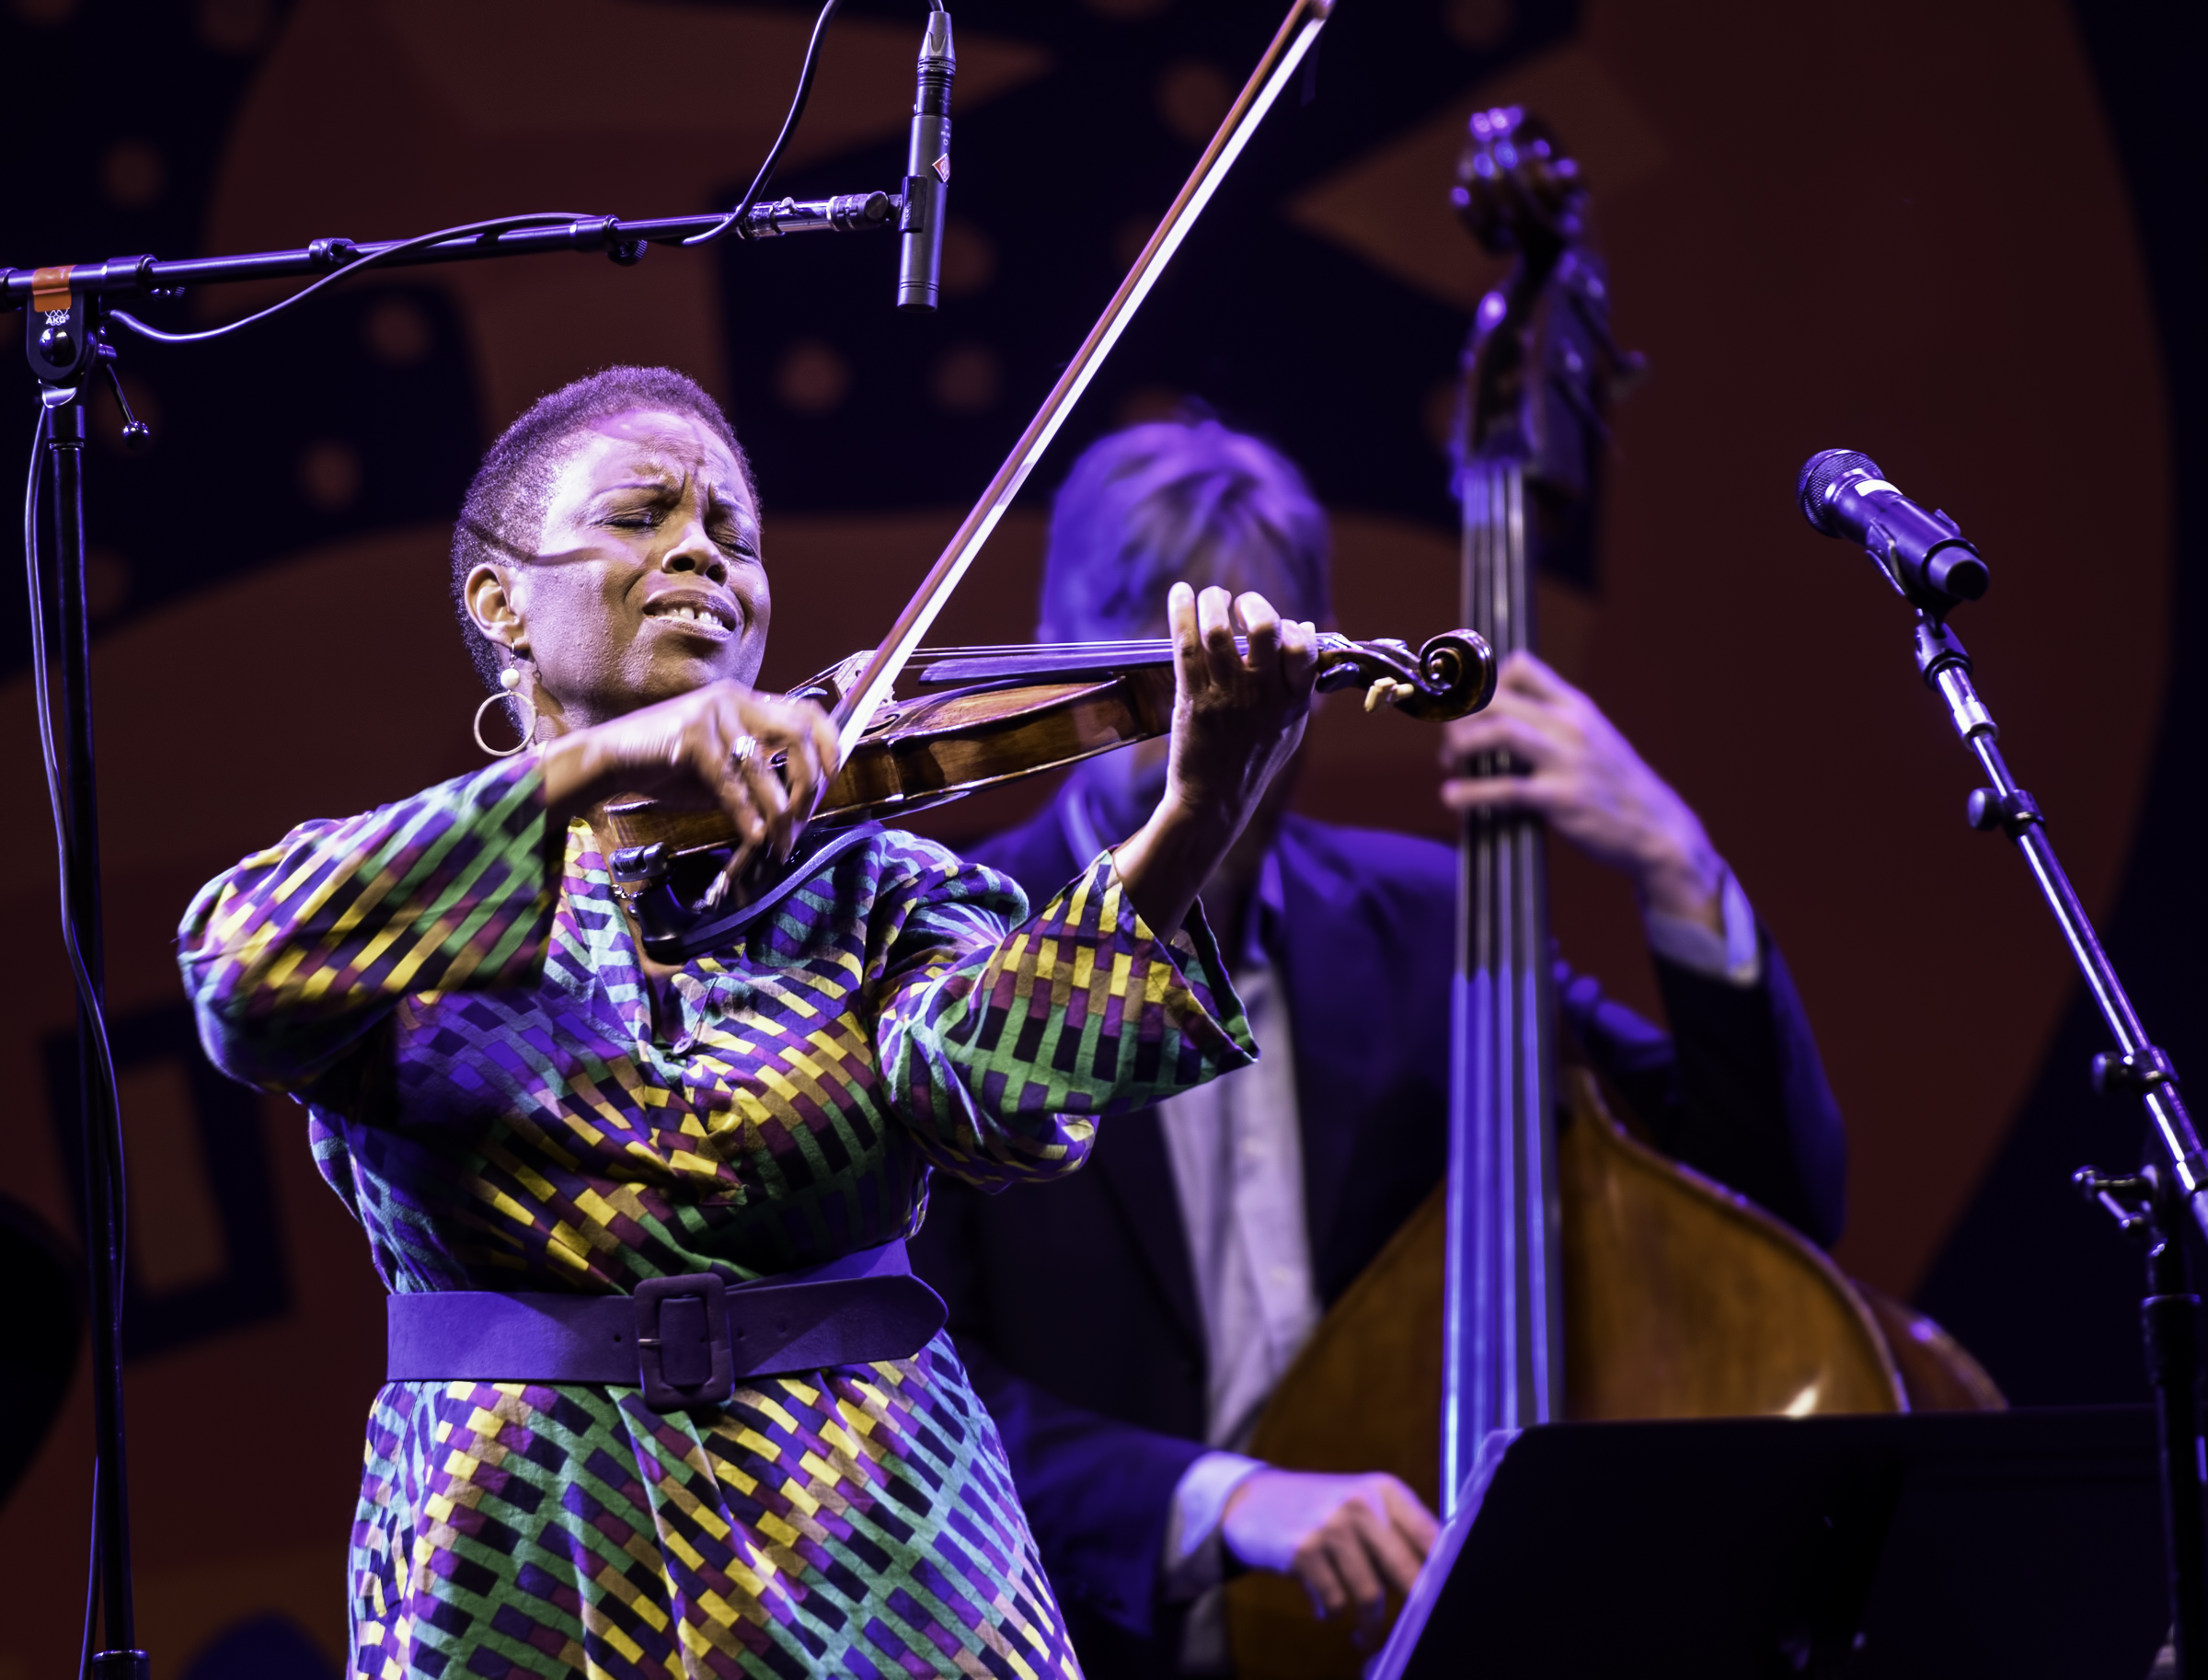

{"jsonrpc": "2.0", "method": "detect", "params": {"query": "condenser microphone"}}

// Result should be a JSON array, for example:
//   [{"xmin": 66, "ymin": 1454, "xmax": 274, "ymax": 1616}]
[
  {"xmin": 1797, "ymin": 448, "xmax": 1989, "ymax": 610},
  {"xmin": 897, "ymin": 5, "xmax": 955, "ymax": 312}
]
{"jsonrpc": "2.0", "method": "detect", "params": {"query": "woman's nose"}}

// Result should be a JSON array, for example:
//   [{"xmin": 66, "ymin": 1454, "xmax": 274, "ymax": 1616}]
[{"xmin": 662, "ymin": 521, "xmax": 727, "ymax": 583}]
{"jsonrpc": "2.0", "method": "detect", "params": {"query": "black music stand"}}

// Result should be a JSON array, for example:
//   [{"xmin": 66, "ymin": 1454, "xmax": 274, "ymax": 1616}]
[{"xmin": 1372, "ymin": 1409, "xmax": 2172, "ymax": 1678}]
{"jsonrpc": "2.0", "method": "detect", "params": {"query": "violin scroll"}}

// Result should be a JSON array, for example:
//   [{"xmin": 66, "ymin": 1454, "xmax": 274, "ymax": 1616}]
[{"xmin": 1316, "ymin": 629, "xmax": 1496, "ymax": 722}]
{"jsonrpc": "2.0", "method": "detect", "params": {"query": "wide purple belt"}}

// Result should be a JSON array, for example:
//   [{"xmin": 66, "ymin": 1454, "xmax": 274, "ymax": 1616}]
[{"xmin": 385, "ymin": 1239, "xmax": 946, "ymax": 1412}]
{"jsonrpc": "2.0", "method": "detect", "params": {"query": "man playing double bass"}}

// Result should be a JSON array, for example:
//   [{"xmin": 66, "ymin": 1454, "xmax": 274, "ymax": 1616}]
[{"xmin": 907, "ymin": 415, "xmax": 1849, "ymax": 1676}]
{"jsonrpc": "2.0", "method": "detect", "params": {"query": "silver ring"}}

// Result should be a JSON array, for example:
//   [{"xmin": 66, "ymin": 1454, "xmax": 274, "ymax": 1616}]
[{"xmin": 729, "ymin": 733, "xmax": 759, "ymax": 769}]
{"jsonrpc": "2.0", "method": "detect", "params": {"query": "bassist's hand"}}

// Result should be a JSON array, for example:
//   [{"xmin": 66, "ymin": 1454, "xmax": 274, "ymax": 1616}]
[
  {"xmin": 1439, "ymin": 650, "xmax": 1727, "ymax": 932},
  {"xmin": 1223, "ymin": 1467, "xmax": 1438, "ymax": 1641}
]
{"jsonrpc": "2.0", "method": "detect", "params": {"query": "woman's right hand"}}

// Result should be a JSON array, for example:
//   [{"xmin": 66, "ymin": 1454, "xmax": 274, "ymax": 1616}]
[{"xmin": 539, "ymin": 679, "xmax": 841, "ymax": 877}]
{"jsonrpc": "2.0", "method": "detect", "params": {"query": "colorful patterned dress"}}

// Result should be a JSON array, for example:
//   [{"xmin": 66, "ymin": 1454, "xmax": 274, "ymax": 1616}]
[{"xmin": 178, "ymin": 756, "xmax": 1253, "ymax": 1680}]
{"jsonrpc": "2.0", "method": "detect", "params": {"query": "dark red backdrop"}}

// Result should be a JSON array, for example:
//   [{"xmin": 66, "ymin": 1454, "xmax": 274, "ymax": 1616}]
[{"xmin": 1, "ymin": 1, "xmax": 2200, "ymax": 1675}]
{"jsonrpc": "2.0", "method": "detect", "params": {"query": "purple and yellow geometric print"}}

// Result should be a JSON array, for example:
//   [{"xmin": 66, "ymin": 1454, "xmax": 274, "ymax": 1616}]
[{"xmin": 179, "ymin": 756, "xmax": 1251, "ymax": 1678}]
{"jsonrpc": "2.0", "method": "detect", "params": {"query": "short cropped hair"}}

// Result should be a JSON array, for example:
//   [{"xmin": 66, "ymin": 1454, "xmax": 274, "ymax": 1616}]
[
  {"xmin": 1038, "ymin": 419, "xmax": 1330, "ymax": 643},
  {"xmin": 450, "ymin": 365, "xmax": 754, "ymax": 691}
]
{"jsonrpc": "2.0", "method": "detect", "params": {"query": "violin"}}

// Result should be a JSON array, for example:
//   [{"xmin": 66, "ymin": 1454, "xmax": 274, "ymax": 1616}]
[
  {"xmin": 603, "ymin": 628, "xmax": 1494, "ymax": 960},
  {"xmin": 606, "ymin": 629, "xmax": 1490, "ymax": 849}
]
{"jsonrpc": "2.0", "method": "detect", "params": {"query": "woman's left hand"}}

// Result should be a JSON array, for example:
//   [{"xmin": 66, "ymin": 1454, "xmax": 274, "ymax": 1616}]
[{"xmin": 1114, "ymin": 583, "xmax": 1317, "ymax": 938}]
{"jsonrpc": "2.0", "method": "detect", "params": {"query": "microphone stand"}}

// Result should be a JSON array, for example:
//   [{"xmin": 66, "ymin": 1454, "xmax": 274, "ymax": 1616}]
[
  {"xmin": 33, "ymin": 371, "xmax": 139, "ymax": 1680},
  {"xmin": 1903, "ymin": 608, "xmax": 2206, "ymax": 1676},
  {"xmin": 14, "ymin": 167, "xmax": 919, "ymax": 1680}
]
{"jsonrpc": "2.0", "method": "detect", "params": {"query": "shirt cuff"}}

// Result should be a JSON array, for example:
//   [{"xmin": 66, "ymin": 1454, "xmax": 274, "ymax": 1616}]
[
  {"xmin": 1642, "ymin": 869, "xmax": 1761, "ymax": 987},
  {"xmin": 1161, "ymin": 1451, "xmax": 1268, "ymax": 1603}
]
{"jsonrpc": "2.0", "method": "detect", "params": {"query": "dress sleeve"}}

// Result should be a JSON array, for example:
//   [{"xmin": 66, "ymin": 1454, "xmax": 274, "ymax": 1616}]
[
  {"xmin": 178, "ymin": 756, "xmax": 558, "ymax": 1094},
  {"xmin": 872, "ymin": 843, "xmax": 1256, "ymax": 1189}
]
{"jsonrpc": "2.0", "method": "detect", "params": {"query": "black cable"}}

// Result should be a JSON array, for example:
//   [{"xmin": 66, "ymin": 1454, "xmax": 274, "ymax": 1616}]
[
  {"xmin": 89, "ymin": 0, "xmax": 903, "ymax": 336},
  {"xmin": 28, "ymin": 399, "xmax": 130, "ymax": 1674},
  {"xmin": 22, "ymin": 408, "xmax": 127, "ymax": 1310},
  {"xmin": 106, "ymin": 212, "xmax": 596, "ymax": 348},
  {"xmin": 681, "ymin": 0, "xmax": 845, "ymax": 248}
]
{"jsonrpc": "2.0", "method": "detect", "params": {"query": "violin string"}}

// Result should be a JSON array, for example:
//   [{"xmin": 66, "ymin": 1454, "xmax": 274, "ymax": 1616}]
[{"xmin": 908, "ymin": 632, "xmax": 1352, "ymax": 659}]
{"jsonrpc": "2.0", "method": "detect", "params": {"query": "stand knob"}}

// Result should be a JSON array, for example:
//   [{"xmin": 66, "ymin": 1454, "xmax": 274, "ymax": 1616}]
[
  {"xmin": 2093, "ymin": 1046, "xmax": 2179, "ymax": 1098},
  {"xmin": 1966, "ymin": 787, "xmax": 2042, "ymax": 837}
]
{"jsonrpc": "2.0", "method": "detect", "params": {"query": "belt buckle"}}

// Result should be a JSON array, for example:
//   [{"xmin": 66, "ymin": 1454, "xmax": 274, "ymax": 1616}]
[{"xmin": 634, "ymin": 1273, "xmax": 734, "ymax": 1412}]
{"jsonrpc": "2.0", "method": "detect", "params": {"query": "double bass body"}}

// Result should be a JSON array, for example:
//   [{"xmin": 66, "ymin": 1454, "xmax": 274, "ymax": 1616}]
[{"xmin": 1224, "ymin": 1071, "xmax": 1917, "ymax": 1673}]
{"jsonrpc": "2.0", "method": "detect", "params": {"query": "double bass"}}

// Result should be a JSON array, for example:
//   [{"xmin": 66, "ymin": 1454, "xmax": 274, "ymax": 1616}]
[{"xmin": 1225, "ymin": 108, "xmax": 2000, "ymax": 1678}]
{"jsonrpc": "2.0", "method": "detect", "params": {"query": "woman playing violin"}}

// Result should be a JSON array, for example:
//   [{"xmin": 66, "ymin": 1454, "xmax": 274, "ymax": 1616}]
[{"xmin": 179, "ymin": 366, "xmax": 1317, "ymax": 1680}]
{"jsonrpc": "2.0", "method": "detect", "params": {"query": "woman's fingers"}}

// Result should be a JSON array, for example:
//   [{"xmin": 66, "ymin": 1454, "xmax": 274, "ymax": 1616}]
[
  {"xmin": 696, "ymin": 734, "xmax": 765, "ymax": 909},
  {"xmin": 1235, "ymin": 589, "xmax": 1282, "ymax": 680},
  {"xmin": 1281, "ymin": 616, "xmax": 1320, "ymax": 692},
  {"xmin": 683, "ymin": 685, "xmax": 842, "ymax": 901},
  {"xmin": 714, "ymin": 709, "xmax": 774, "ymax": 840},
  {"xmin": 1167, "ymin": 580, "xmax": 1209, "ymax": 696},
  {"xmin": 798, "ymin": 706, "xmax": 842, "ymax": 808},
  {"xmin": 1167, "ymin": 584, "xmax": 1315, "ymax": 698},
  {"xmin": 736, "ymin": 692, "xmax": 839, "ymax": 868},
  {"xmin": 1197, "ymin": 584, "xmax": 1241, "ymax": 688},
  {"xmin": 738, "ymin": 744, "xmax": 793, "ymax": 856}
]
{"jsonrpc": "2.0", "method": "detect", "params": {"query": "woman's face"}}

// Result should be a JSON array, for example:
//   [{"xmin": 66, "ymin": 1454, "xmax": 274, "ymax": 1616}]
[{"xmin": 472, "ymin": 406, "xmax": 770, "ymax": 731}]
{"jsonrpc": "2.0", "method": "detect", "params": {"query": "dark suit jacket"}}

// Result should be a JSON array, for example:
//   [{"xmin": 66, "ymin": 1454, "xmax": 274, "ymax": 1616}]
[{"xmin": 910, "ymin": 795, "xmax": 1848, "ymax": 1676}]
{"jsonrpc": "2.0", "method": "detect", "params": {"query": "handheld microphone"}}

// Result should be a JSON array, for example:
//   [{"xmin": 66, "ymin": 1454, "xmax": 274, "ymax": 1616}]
[
  {"xmin": 1797, "ymin": 448, "xmax": 1989, "ymax": 611},
  {"xmin": 897, "ymin": 6, "xmax": 955, "ymax": 313}
]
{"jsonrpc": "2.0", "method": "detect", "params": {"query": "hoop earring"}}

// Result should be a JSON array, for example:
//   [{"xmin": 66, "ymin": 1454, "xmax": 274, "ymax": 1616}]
[{"xmin": 474, "ymin": 666, "xmax": 538, "ymax": 757}]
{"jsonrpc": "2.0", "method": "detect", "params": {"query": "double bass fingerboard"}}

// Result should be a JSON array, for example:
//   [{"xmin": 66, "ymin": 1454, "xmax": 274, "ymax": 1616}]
[{"xmin": 1442, "ymin": 458, "xmax": 1567, "ymax": 1513}]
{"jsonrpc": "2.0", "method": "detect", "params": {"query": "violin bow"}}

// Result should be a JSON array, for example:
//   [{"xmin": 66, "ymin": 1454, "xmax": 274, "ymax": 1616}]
[{"xmin": 830, "ymin": 0, "xmax": 1337, "ymax": 766}]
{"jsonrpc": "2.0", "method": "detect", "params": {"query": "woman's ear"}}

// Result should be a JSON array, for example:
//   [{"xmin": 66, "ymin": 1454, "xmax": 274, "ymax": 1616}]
[{"xmin": 465, "ymin": 563, "xmax": 525, "ymax": 653}]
